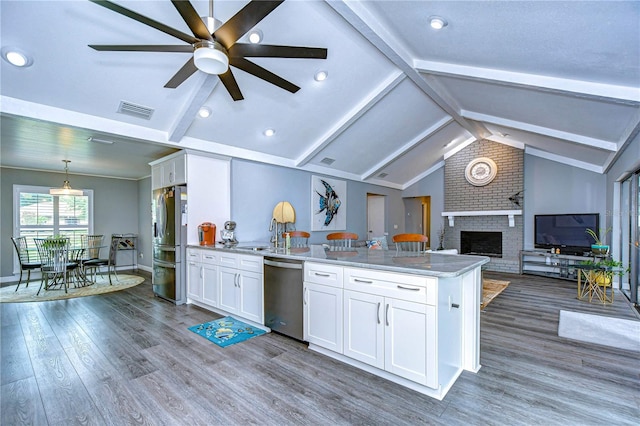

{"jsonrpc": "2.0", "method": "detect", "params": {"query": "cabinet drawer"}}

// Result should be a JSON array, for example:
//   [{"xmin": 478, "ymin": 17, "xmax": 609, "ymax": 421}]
[
  {"xmin": 304, "ymin": 262, "xmax": 344, "ymax": 288},
  {"xmin": 344, "ymin": 267, "xmax": 436, "ymax": 305},
  {"xmin": 201, "ymin": 250, "xmax": 218, "ymax": 265},
  {"xmin": 238, "ymin": 254, "xmax": 263, "ymax": 273},
  {"xmin": 218, "ymin": 252, "xmax": 239, "ymax": 268},
  {"xmin": 186, "ymin": 248, "xmax": 202, "ymax": 262}
]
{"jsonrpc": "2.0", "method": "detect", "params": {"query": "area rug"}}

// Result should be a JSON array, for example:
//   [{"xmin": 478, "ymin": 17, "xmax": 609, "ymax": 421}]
[
  {"xmin": 0, "ymin": 274, "xmax": 144, "ymax": 303},
  {"xmin": 482, "ymin": 279, "xmax": 510, "ymax": 309},
  {"xmin": 558, "ymin": 310, "xmax": 640, "ymax": 352},
  {"xmin": 188, "ymin": 316, "xmax": 266, "ymax": 348}
]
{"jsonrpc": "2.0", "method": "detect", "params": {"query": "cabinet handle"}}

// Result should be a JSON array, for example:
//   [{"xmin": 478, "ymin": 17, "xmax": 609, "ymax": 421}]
[
  {"xmin": 397, "ymin": 285, "xmax": 420, "ymax": 291},
  {"xmin": 303, "ymin": 287, "xmax": 308, "ymax": 305},
  {"xmin": 234, "ymin": 273, "xmax": 239, "ymax": 287},
  {"xmin": 385, "ymin": 303, "xmax": 390, "ymax": 326},
  {"xmin": 377, "ymin": 302, "xmax": 381, "ymax": 324},
  {"xmin": 451, "ymin": 303, "xmax": 460, "ymax": 309},
  {"xmin": 354, "ymin": 278, "xmax": 373, "ymax": 284},
  {"xmin": 314, "ymin": 272, "xmax": 330, "ymax": 277},
  {"xmin": 200, "ymin": 266, "xmax": 203, "ymax": 279}
]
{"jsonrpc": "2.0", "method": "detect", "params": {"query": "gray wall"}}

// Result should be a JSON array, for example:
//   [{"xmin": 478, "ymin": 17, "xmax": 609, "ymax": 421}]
[
  {"xmin": 523, "ymin": 155, "xmax": 606, "ymax": 250},
  {"xmin": 230, "ymin": 159, "xmax": 405, "ymax": 244},
  {"xmin": 1, "ymin": 167, "xmax": 143, "ymax": 279},
  {"xmin": 403, "ymin": 166, "xmax": 446, "ymax": 244}
]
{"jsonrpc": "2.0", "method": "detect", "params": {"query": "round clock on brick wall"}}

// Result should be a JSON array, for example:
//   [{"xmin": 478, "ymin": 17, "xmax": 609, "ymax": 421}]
[{"xmin": 465, "ymin": 157, "xmax": 498, "ymax": 186}]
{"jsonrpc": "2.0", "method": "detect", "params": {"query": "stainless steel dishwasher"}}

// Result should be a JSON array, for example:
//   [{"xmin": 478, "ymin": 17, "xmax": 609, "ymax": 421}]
[{"xmin": 263, "ymin": 257, "xmax": 304, "ymax": 340}]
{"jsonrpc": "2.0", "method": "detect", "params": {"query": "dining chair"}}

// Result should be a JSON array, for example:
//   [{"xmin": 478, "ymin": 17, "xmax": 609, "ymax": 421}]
[
  {"xmin": 81, "ymin": 234, "xmax": 110, "ymax": 283},
  {"xmin": 393, "ymin": 233, "xmax": 429, "ymax": 253},
  {"xmin": 10, "ymin": 236, "xmax": 42, "ymax": 291},
  {"xmin": 326, "ymin": 232, "xmax": 359, "ymax": 249},
  {"xmin": 283, "ymin": 231, "xmax": 311, "ymax": 248},
  {"xmin": 34, "ymin": 237, "xmax": 77, "ymax": 295}
]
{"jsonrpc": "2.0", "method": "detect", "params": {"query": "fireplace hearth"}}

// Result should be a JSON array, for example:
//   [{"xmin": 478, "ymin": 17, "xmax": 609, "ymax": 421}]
[{"xmin": 461, "ymin": 231, "xmax": 502, "ymax": 258}]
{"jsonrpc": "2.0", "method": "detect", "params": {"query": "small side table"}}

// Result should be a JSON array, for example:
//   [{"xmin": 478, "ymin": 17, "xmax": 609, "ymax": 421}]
[{"xmin": 576, "ymin": 264, "xmax": 615, "ymax": 304}]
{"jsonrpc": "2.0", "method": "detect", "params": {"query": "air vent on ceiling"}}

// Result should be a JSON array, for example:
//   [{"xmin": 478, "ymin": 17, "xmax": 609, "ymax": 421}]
[
  {"xmin": 377, "ymin": 173, "xmax": 388, "ymax": 178},
  {"xmin": 117, "ymin": 101, "xmax": 154, "ymax": 120},
  {"xmin": 320, "ymin": 157, "xmax": 335, "ymax": 165}
]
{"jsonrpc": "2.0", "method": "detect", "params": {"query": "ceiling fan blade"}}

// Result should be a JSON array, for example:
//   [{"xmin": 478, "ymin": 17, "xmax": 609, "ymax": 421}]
[
  {"xmin": 230, "ymin": 57, "xmax": 299, "ymax": 93},
  {"xmin": 171, "ymin": 0, "xmax": 213, "ymax": 41},
  {"xmin": 89, "ymin": 44, "xmax": 193, "ymax": 52},
  {"xmin": 89, "ymin": 1, "xmax": 199, "ymax": 44},
  {"xmin": 214, "ymin": 0, "xmax": 284, "ymax": 49},
  {"xmin": 218, "ymin": 70, "xmax": 244, "ymax": 101},
  {"xmin": 229, "ymin": 44, "xmax": 327, "ymax": 59},
  {"xmin": 164, "ymin": 58, "xmax": 198, "ymax": 89}
]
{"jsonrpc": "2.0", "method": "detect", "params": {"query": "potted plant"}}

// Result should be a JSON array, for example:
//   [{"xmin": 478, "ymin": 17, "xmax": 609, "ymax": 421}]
[
  {"xmin": 579, "ymin": 257, "xmax": 628, "ymax": 285},
  {"xmin": 585, "ymin": 227, "xmax": 611, "ymax": 255}
]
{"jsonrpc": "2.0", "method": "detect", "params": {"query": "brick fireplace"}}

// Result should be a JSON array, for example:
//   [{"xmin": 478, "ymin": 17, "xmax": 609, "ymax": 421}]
[{"xmin": 442, "ymin": 139, "xmax": 524, "ymax": 273}]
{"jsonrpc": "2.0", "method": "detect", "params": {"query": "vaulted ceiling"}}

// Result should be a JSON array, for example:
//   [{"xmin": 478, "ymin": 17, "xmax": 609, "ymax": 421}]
[{"xmin": 1, "ymin": 1, "xmax": 639, "ymax": 188}]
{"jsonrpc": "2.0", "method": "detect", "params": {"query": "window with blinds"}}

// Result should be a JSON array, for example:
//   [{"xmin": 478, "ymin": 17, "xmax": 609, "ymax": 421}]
[{"xmin": 13, "ymin": 185, "xmax": 94, "ymax": 255}]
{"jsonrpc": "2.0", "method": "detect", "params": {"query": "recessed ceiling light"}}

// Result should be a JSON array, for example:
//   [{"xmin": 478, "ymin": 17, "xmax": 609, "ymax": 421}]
[
  {"xmin": 248, "ymin": 29, "xmax": 263, "ymax": 44},
  {"xmin": 314, "ymin": 70, "xmax": 328, "ymax": 81},
  {"xmin": 2, "ymin": 47, "xmax": 33, "ymax": 67},
  {"xmin": 264, "ymin": 128, "xmax": 276, "ymax": 137},
  {"xmin": 198, "ymin": 106, "xmax": 212, "ymax": 118},
  {"xmin": 429, "ymin": 16, "xmax": 448, "ymax": 30}
]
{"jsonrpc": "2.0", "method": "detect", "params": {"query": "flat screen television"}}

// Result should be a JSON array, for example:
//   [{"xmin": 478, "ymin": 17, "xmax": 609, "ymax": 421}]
[{"xmin": 534, "ymin": 213, "xmax": 599, "ymax": 255}]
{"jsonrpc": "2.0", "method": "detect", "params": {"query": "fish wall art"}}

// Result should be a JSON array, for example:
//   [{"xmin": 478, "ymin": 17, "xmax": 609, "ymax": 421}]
[{"xmin": 311, "ymin": 176, "xmax": 347, "ymax": 231}]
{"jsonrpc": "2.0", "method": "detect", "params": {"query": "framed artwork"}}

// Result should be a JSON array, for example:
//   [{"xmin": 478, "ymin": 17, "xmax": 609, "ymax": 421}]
[{"xmin": 311, "ymin": 175, "xmax": 346, "ymax": 231}]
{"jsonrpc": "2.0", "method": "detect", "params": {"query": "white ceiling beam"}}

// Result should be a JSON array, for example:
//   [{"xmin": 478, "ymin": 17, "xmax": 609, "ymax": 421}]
[
  {"xmin": 362, "ymin": 116, "xmax": 453, "ymax": 180},
  {"xmin": 326, "ymin": 0, "xmax": 488, "ymax": 139},
  {"xmin": 415, "ymin": 60, "xmax": 640, "ymax": 105},
  {"xmin": 462, "ymin": 110, "xmax": 619, "ymax": 152},
  {"xmin": 603, "ymin": 108, "xmax": 640, "ymax": 173},
  {"xmin": 295, "ymin": 70, "xmax": 405, "ymax": 167},
  {"xmin": 168, "ymin": 74, "xmax": 219, "ymax": 142},
  {"xmin": 525, "ymin": 146, "xmax": 603, "ymax": 173}
]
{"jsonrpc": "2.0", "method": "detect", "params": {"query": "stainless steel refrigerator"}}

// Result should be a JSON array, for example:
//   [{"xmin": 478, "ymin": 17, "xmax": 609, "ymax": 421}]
[{"xmin": 152, "ymin": 185, "xmax": 187, "ymax": 304}]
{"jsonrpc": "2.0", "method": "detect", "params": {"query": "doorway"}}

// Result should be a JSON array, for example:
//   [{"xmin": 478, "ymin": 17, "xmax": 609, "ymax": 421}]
[
  {"xmin": 402, "ymin": 196, "xmax": 431, "ymax": 239},
  {"xmin": 366, "ymin": 194, "xmax": 385, "ymax": 239}
]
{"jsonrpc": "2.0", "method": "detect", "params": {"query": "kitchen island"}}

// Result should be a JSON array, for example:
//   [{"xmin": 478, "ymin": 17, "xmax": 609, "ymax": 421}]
[{"xmin": 187, "ymin": 244, "xmax": 489, "ymax": 400}]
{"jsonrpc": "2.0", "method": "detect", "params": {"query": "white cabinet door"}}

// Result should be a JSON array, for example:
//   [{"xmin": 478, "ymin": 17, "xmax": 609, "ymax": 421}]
[
  {"xmin": 187, "ymin": 260, "xmax": 202, "ymax": 302},
  {"xmin": 343, "ymin": 290, "xmax": 384, "ymax": 369},
  {"xmin": 238, "ymin": 270, "xmax": 263, "ymax": 324},
  {"xmin": 219, "ymin": 267, "xmax": 239, "ymax": 314},
  {"xmin": 304, "ymin": 282, "xmax": 343, "ymax": 353},
  {"xmin": 385, "ymin": 298, "xmax": 434, "ymax": 387},
  {"xmin": 202, "ymin": 263, "xmax": 219, "ymax": 307}
]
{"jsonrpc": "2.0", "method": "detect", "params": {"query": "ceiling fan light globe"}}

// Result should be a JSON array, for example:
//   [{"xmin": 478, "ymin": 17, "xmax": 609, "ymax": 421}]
[{"xmin": 194, "ymin": 41, "xmax": 229, "ymax": 75}]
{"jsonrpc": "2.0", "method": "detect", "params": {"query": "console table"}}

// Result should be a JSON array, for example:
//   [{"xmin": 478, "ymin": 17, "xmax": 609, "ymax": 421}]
[{"xmin": 520, "ymin": 250, "xmax": 597, "ymax": 282}]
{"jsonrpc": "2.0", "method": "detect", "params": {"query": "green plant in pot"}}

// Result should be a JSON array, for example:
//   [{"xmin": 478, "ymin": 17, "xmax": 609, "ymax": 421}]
[{"xmin": 585, "ymin": 227, "xmax": 611, "ymax": 255}]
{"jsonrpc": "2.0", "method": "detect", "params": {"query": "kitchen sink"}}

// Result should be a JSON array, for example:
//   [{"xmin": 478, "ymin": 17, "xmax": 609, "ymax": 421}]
[{"xmin": 235, "ymin": 245, "xmax": 272, "ymax": 252}]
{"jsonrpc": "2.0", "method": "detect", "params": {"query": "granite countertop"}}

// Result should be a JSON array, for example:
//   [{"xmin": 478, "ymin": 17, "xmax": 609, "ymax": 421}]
[{"xmin": 191, "ymin": 243, "xmax": 489, "ymax": 278}]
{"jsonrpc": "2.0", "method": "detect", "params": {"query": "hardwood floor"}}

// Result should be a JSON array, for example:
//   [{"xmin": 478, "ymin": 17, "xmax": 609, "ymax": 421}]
[{"xmin": 2, "ymin": 271, "xmax": 639, "ymax": 425}]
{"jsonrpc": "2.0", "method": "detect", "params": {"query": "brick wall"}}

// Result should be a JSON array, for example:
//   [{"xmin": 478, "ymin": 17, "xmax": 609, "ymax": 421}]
[{"xmin": 443, "ymin": 140, "xmax": 524, "ymax": 273}]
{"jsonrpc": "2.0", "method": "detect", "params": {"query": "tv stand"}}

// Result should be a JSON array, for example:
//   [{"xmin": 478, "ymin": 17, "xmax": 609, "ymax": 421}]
[{"xmin": 520, "ymin": 250, "xmax": 594, "ymax": 281}]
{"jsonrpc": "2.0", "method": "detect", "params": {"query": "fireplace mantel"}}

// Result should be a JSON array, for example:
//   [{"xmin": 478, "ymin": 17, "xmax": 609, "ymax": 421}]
[{"xmin": 441, "ymin": 210, "xmax": 523, "ymax": 227}]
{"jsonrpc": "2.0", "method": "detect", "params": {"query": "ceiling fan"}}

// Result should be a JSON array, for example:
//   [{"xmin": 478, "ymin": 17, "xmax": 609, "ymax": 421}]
[{"xmin": 89, "ymin": 0, "xmax": 327, "ymax": 101}]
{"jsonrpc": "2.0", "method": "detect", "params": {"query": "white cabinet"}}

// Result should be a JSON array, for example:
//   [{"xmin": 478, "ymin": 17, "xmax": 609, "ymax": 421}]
[
  {"xmin": 218, "ymin": 253, "xmax": 264, "ymax": 324},
  {"xmin": 303, "ymin": 262, "xmax": 344, "ymax": 353},
  {"xmin": 151, "ymin": 153, "xmax": 186, "ymax": 189},
  {"xmin": 186, "ymin": 248, "xmax": 219, "ymax": 307},
  {"xmin": 187, "ymin": 249, "xmax": 203, "ymax": 302},
  {"xmin": 343, "ymin": 267, "xmax": 439, "ymax": 388}
]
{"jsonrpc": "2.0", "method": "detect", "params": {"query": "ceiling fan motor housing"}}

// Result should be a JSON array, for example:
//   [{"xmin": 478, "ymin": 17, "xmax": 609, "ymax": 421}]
[{"xmin": 193, "ymin": 40, "xmax": 229, "ymax": 74}]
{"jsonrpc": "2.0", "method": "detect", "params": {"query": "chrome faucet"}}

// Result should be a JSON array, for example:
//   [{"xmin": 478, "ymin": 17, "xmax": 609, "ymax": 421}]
[{"xmin": 269, "ymin": 217, "xmax": 279, "ymax": 248}]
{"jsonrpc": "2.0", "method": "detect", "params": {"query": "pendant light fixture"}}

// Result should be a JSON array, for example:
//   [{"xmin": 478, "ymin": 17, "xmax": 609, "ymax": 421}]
[{"xmin": 50, "ymin": 160, "xmax": 83, "ymax": 196}]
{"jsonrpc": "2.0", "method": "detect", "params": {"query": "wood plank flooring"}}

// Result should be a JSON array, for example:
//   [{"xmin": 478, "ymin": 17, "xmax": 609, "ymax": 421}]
[{"xmin": 2, "ymin": 271, "xmax": 639, "ymax": 425}]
